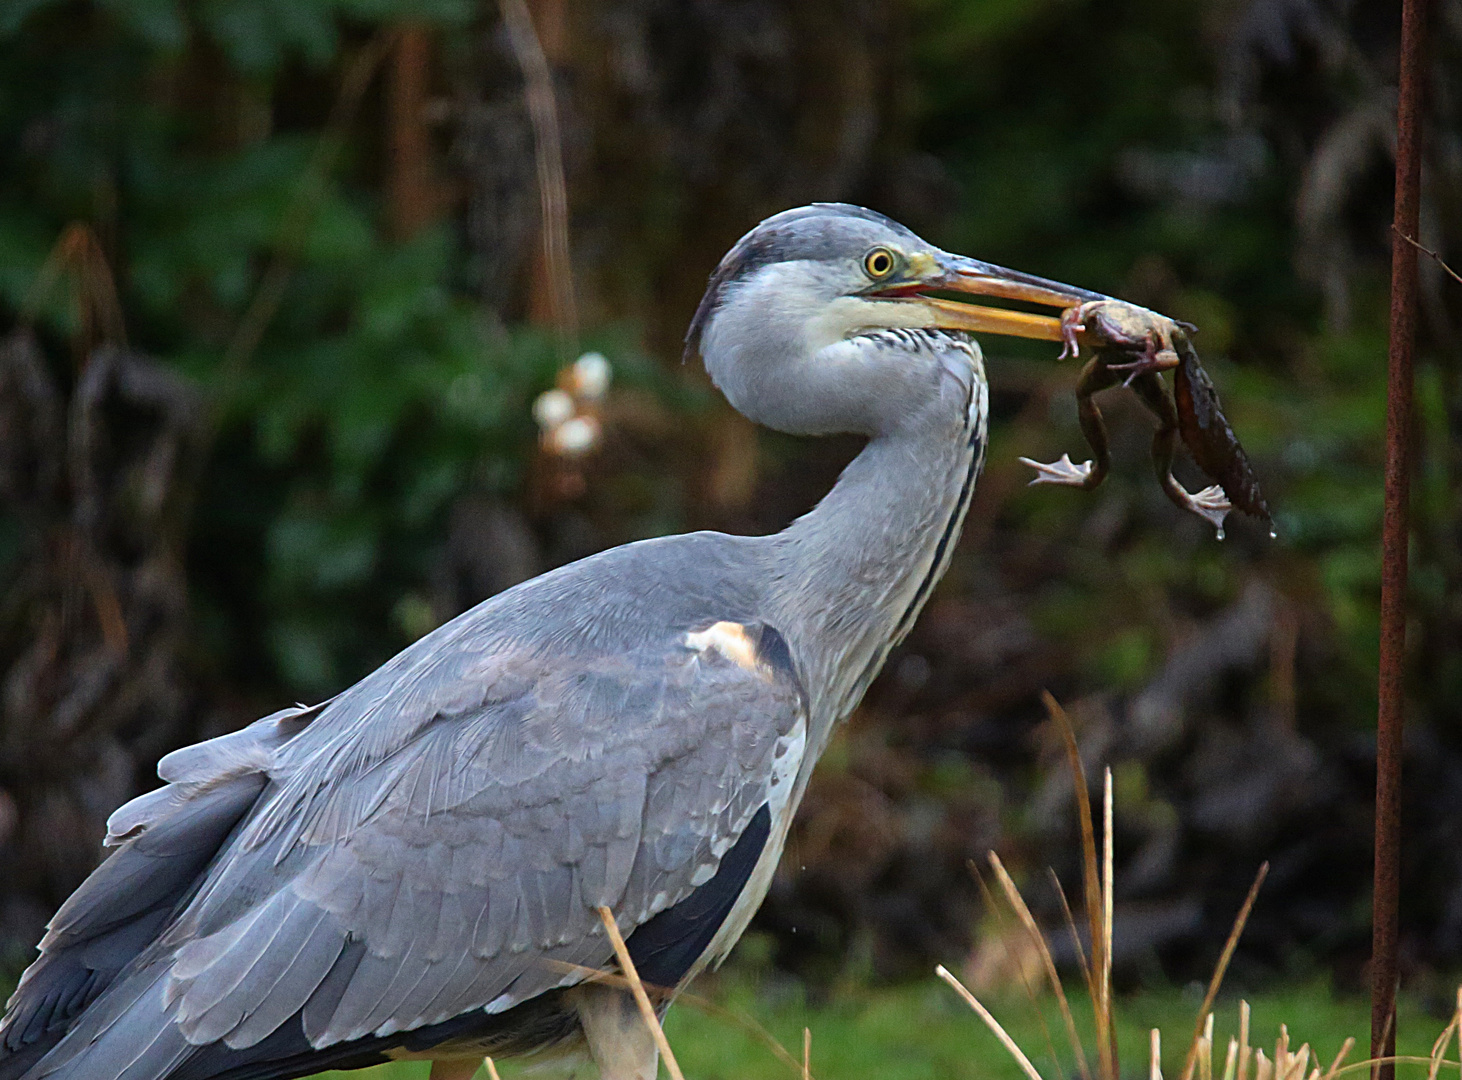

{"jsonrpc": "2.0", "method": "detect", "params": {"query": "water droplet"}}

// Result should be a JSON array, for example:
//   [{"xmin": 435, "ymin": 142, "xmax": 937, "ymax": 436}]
[
  {"xmin": 1269, "ymin": 528, "xmax": 1278, "ymax": 539},
  {"xmin": 1215, "ymin": 525, "xmax": 1226, "ymax": 541}
]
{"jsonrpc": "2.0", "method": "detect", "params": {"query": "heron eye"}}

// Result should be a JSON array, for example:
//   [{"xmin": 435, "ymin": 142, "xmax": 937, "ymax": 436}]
[{"xmin": 863, "ymin": 248, "xmax": 896, "ymax": 279}]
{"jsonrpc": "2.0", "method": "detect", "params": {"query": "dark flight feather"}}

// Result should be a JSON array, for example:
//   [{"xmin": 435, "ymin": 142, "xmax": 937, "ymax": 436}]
[{"xmin": 626, "ymin": 803, "xmax": 771, "ymax": 988}]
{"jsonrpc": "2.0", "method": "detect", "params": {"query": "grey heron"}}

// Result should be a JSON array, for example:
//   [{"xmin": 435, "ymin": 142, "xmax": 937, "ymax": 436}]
[{"xmin": 0, "ymin": 204, "xmax": 1133, "ymax": 1080}]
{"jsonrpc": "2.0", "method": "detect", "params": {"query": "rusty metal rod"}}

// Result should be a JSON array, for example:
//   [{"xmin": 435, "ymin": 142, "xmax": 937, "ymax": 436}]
[{"xmin": 1372, "ymin": 0, "xmax": 1429, "ymax": 1074}]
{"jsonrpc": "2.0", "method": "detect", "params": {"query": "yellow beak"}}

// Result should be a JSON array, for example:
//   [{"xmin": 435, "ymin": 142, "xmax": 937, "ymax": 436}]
[{"xmin": 875, "ymin": 251, "xmax": 1112, "ymax": 342}]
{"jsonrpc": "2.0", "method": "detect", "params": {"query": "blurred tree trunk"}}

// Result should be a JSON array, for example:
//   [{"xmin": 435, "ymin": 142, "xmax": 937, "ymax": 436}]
[{"xmin": 387, "ymin": 24, "xmax": 441, "ymax": 242}]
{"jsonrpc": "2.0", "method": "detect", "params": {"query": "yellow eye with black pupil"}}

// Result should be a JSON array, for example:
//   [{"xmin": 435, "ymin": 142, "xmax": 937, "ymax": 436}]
[{"xmin": 864, "ymin": 248, "xmax": 895, "ymax": 278}]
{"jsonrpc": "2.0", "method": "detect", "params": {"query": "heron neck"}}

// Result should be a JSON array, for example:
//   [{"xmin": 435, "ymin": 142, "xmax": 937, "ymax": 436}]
[{"xmin": 769, "ymin": 377, "xmax": 987, "ymax": 758}]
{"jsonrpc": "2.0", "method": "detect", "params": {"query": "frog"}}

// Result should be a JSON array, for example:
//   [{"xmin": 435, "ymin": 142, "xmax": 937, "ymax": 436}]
[{"xmin": 1019, "ymin": 299, "xmax": 1271, "ymax": 539}]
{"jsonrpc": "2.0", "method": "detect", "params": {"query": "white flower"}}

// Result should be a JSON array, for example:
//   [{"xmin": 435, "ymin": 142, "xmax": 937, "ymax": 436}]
[
  {"xmin": 571, "ymin": 352, "xmax": 612, "ymax": 400},
  {"xmin": 532, "ymin": 388, "xmax": 575, "ymax": 431},
  {"xmin": 548, "ymin": 415, "xmax": 601, "ymax": 456}
]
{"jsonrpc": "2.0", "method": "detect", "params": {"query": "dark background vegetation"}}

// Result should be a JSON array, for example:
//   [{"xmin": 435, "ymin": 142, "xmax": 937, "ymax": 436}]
[{"xmin": 1, "ymin": 0, "xmax": 1460, "ymax": 1005}]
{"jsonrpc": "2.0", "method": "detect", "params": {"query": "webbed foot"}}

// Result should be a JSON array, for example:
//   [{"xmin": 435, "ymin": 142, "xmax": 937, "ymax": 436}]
[
  {"xmin": 1176, "ymin": 482, "xmax": 1232, "ymax": 537},
  {"xmin": 1019, "ymin": 453, "xmax": 1095, "ymax": 487}
]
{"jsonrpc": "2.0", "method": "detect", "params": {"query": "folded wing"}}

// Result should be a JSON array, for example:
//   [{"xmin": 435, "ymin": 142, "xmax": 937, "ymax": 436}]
[{"xmin": 2, "ymin": 613, "xmax": 803, "ymax": 1080}]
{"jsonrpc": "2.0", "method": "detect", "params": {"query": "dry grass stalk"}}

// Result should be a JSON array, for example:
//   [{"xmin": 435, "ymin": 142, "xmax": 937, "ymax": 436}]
[
  {"xmin": 1043, "ymin": 692, "xmax": 1116, "ymax": 1080},
  {"xmin": 543, "ymin": 958, "xmax": 663, "ymax": 998},
  {"xmin": 1373, "ymin": 1007, "xmax": 1397, "ymax": 1080},
  {"xmin": 483, "ymin": 1057, "xmax": 502, "ymax": 1080},
  {"xmin": 953, "ymin": 697, "xmax": 1462, "ymax": 1080},
  {"xmin": 1428, "ymin": 1015, "xmax": 1458, "ymax": 1078},
  {"xmin": 804, "ymin": 1027, "xmax": 812, "ymax": 1080},
  {"xmin": 684, "ymin": 991, "xmax": 811, "ymax": 1078},
  {"xmin": 1048, "ymin": 868, "xmax": 1095, "ymax": 992},
  {"xmin": 1241, "ymin": 1002, "xmax": 1254, "ymax": 1080},
  {"xmin": 973, "ymin": 860, "xmax": 1067, "ymax": 1080},
  {"xmin": 546, "ymin": 956, "xmax": 812, "ymax": 1078},
  {"xmin": 1336, "ymin": 1058, "xmax": 1462, "ymax": 1080},
  {"xmin": 1427, "ymin": 994, "xmax": 1461, "ymax": 1080},
  {"xmin": 1291, "ymin": 1045, "xmax": 1313, "ymax": 1080},
  {"xmin": 1101, "ymin": 768, "xmax": 1116, "ymax": 1080},
  {"xmin": 1324, "ymin": 1038, "xmax": 1355, "ymax": 1080},
  {"xmin": 1052, "ymin": 871, "xmax": 1099, "ymax": 999},
  {"xmin": 596, "ymin": 905, "xmax": 688, "ymax": 1080},
  {"xmin": 1274, "ymin": 1025, "xmax": 1293, "ymax": 1080},
  {"xmin": 1279, "ymin": 1040, "xmax": 1310, "ymax": 1080},
  {"xmin": 991, "ymin": 852, "xmax": 1094, "ymax": 1080},
  {"xmin": 499, "ymin": 0, "xmax": 579, "ymax": 344},
  {"xmin": 937, "ymin": 964, "xmax": 1048, "ymax": 1080},
  {"xmin": 1179, "ymin": 864, "xmax": 1270, "ymax": 1080}
]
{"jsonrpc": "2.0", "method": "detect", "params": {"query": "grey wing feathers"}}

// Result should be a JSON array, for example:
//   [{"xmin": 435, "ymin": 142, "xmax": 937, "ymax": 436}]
[
  {"xmin": 106, "ymin": 702, "xmax": 322, "ymax": 846},
  {"xmin": 12, "ymin": 608, "xmax": 804, "ymax": 1079},
  {"xmin": 0, "ymin": 704, "xmax": 320, "ymax": 1062}
]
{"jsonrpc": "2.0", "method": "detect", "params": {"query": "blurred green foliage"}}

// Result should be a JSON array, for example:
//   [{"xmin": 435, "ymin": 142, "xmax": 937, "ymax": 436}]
[
  {"xmin": 911, "ymin": 0, "xmax": 1455, "ymax": 722},
  {"xmin": 0, "ymin": 1, "xmax": 570, "ymax": 696},
  {"xmin": 2, "ymin": 0, "xmax": 1459, "ymax": 1003},
  {"xmin": 3, "ymin": 0, "xmax": 1448, "ymax": 717}
]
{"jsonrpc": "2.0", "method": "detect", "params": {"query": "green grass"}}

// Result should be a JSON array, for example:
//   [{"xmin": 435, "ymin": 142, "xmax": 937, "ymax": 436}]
[{"xmin": 316, "ymin": 972, "xmax": 1453, "ymax": 1080}]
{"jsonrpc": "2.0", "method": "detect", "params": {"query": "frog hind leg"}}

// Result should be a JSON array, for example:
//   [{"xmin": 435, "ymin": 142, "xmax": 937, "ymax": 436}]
[
  {"xmin": 1127, "ymin": 370, "xmax": 1232, "ymax": 536},
  {"xmin": 1020, "ymin": 357, "xmax": 1117, "ymax": 489}
]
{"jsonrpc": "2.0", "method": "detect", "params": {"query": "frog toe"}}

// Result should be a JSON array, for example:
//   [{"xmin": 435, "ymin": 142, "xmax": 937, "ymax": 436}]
[
  {"xmin": 1185, "ymin": 483, "xmax": 1232, "ymax": 535},
  {"xmin": 1019, "ymin": 453, "xmax": 1095, "ymax": 487}
]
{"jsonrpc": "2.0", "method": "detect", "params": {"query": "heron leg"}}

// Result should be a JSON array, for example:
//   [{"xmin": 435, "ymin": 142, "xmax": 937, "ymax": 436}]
[
  {"xmin": 1020, "ymin": 357, "xmax": 1117, "ymax": 488},
  {"xmin": 571, "ymin": 983, "xmax": 659, "ymax": 1080},
  {"xmin": 1127, "ymin": 371, "xmax": 1232, "ymax": 535},
  {"xmin": 428, "ymin": 1057, "xmax": 483, "ymax": 1080}
]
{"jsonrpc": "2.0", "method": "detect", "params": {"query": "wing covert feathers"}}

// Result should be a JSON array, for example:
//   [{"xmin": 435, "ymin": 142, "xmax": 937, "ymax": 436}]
[{"xmin": 2, "ymin": 615, "xmax": 805, "ymax": 1080}]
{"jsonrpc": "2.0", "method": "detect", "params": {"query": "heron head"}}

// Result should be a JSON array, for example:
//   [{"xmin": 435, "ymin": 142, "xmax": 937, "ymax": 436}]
[{"xmin": 687, "ymin": 203, "xmax": 1106, "ymax": 437}]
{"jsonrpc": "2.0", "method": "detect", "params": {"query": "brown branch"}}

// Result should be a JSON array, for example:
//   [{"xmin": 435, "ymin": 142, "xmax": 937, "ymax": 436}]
[
  {"xmin": 500, "ymin": 0, "xmax": 578, "ymax": 348},
  {"xmin": 387, "ymin": 24, "xmax": 439, "ymax": 241},
  {"xmin": 1372, "ymin": 0, "xmax": 1429, "ymax": 1071},
  {"xmin": 1394, "ymin": 226, "xmax": 1462, "ymax": 287},
  {"xmin": 22, "ymin": 223, "xmax": 128, "ymax": 357}
]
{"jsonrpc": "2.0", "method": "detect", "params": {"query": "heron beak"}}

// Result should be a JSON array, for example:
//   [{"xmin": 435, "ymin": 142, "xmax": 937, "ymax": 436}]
[{"xmin": 877, "ymin": 251, "xmax": 1112, "ymax": 342}]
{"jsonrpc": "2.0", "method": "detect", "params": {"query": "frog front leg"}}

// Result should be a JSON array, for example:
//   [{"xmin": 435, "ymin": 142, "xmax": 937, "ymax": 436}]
[
  {"xmin": 1019, "ymin": 355, "xmax": 1121, "ymax": 488},
  {"xmin": 1061, "ymin": 299, "xmax": 1182, "ymax": 386},
  {"xmin": 1126, "ymin": 370, "xmax": 1233, "ymax": 536},
  {"xmin": 1104, "ymin": 335, "xmax": 1180, "ymax": 385}
]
